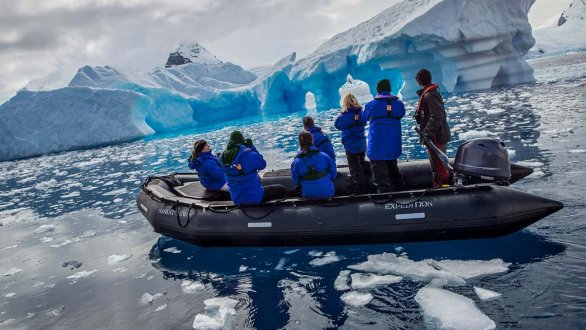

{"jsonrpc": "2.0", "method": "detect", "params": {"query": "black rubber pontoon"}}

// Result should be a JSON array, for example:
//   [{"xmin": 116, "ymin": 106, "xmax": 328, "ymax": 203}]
[{"xmin": 136, "ymin": 159, "xmax": 562, "ymax": 247}]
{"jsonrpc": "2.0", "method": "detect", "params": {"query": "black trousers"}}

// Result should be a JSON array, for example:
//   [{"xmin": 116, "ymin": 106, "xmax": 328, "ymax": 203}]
[
  {"xmin": 370, "ymin": 159, "xmax": 403, "ymax": 193},
  {"xmin": 345, "ymin": 151, "xmax": 369, "ymax": 194},
  {"xmin": 262, "ymin": 184, "xmax": 287, "ymax": 201}
]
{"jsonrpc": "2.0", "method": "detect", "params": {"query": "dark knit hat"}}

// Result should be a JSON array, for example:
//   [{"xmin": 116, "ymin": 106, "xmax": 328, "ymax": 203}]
[
  {"xmin": 416, "ymin": 69, "xmax": 432, "ymax": 85},
  {"xmin": 229, "ymin": 131, "xmax": 245, "ymax": 145},
  {"xmin": 376, "ymin": 79, "xmax": 391, "ymax": 93}
]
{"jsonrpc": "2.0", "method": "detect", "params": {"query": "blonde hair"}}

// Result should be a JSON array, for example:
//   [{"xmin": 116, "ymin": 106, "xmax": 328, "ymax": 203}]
[{"xmin": 341, "ymin": 93, "xmax": 360, "ymax": 112}]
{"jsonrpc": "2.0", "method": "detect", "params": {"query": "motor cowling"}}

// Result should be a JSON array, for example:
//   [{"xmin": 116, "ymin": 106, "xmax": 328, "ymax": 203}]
[{"xmin": 453, "ymin": 138, "xmax": 511, "ymax": 184}]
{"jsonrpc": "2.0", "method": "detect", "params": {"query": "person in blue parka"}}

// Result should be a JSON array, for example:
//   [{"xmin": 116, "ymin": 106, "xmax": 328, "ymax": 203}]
[
  {"xmin": 188, "ymin": 139, "xmax": 226, "ymax": 191},
  {"xmin": 220, "ymin": 131, "xmax": 286, "ymax": 205},
  {"xmin": 364, "ymin": 78, "xmax": 406, "ymax": 193},
  {"xmin": 303, "ymin": 116, "xmax": 336, "ymax": 166},
  {"xmin": 335, "ymin": 92, "xmax": 369, "ymax": 194},
  {"xmin": 291, "ymin": 131, "xmax": 337, "ymax": 199}
]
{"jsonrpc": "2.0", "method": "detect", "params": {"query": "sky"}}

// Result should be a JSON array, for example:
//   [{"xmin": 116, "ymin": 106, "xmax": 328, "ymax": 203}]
[{"xmin": 0, "ymin": 0, "xmax": 571, "ymax": 103}]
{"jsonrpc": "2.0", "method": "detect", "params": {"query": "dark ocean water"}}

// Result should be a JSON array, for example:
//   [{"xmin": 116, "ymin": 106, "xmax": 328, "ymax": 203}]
[{"xmin": 0, "ymin": 52, "xmax": 584, "ymax": 329}]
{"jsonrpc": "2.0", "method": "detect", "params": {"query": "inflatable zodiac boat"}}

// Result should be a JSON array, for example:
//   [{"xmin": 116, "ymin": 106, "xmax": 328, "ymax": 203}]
[{"xmin": 137, "ymin": 138, "xmax": 563, "ymax": 247}]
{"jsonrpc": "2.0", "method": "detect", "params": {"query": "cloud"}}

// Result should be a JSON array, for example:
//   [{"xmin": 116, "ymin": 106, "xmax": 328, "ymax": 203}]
[{"xmin": 0, "ymin": 0, "xmax": 394, "ymax": 103}]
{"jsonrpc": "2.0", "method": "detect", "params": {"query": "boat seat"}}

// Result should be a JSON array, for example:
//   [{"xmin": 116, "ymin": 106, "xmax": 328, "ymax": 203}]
[{"xmin": 175, "ymin": 181, "xmax": 230, "ymax": 201}]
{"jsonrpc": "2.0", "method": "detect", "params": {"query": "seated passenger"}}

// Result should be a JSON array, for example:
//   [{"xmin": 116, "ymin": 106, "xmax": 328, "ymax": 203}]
[
  {"xmin": 291, "ymin": 131, "xmax": 337, "ymax": 199},
  {"xmin": 187, "ymin": 139, "xmax": 226, "ymax": 191},
  {"xmin": 334, "ymin": 92, "xmax": 368, "ymax": 194},
  {"xmin": 220, "ymin": 131, "xmax": 286, "ymax": 205},
  {"xmin": 303, "ymin": 116, "xmax": 337, "ymax": 165}
]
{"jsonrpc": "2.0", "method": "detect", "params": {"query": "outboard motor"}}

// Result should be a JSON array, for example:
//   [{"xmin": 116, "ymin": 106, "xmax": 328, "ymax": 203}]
[{"xmin": 453, "ymin": 138, "xmax": 511, "ymax": 185}]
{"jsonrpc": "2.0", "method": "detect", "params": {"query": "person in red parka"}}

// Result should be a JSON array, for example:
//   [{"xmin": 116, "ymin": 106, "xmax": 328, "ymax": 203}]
[{"xmin": 414, "ymin": 69, "xmax": 451, "ymax": 188}]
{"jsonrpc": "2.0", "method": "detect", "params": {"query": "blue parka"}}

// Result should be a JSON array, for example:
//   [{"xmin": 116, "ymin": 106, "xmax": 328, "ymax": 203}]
[
  {"xmin": 291, "ymin": 146, "xmax": 337, "ymax": 199},
  {"xmin": 363, "ymin": 92, "xmax": 406, "ymax": 160},
  {"xmin": 307, "ymin": 126, "xmax": 336, "ymax": 165},
  {"xmin": 220, "ymin": 145, "xmax": 266, "ymax": 205},
  {"xmin": 334, "ymin": 105, "xmax": 366, "ymax": 154},
  {"xmin": 188, "ymin": 151, "xmax": 226, "ymax": 191}
]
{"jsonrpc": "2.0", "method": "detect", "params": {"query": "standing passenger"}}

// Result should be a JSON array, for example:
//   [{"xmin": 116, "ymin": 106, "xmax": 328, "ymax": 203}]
[
  {"xmin": 188, "ymin": 139, "xmax": 226, "ymax": 191},
  {"xmin": 291, "ymin": 131, "xmax": 337, "ymax": 199},
  {"xmin": 303, "ymin": 116, "xmax": 336, "ymax": 165},
  {"xmin": 414, "ymin": 69, "xmax": 451, "ymax": 188},
  {"xmin": 364, "ymin": 79, "xmax": 406, "ymax": 193},
  {"xmin": 220, "ymin": 131, "xmax": 286, "ymax": 205},
  {"xmin": 334, "ymin": 93, "xmax": 368, "ymax": 194}
]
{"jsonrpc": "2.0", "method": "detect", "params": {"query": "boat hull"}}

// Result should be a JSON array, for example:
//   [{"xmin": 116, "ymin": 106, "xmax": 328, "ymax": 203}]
[{"xmin": 137, "ymin": 183, "xmax": 563, "ymax": 247}]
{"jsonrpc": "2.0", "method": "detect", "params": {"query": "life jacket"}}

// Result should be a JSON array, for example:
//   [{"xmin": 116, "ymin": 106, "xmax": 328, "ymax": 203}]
[
  {"xmin": 370, "ymin": 97, "xmax": 403, "ymax": 122},
  {"xmin": 345, "ymin": 106, "xmax": 366, "ymax": 129},
  {"xmin": 415, "ymin": 84, "xmax": 443, "ymax": 119},
  {"xmin": 295, "ymin": 149, "xmax": 329, "ymax": 181},
  {"xmin": 224, "ymin": 147, "xmax": 255, "ymax": 177}
]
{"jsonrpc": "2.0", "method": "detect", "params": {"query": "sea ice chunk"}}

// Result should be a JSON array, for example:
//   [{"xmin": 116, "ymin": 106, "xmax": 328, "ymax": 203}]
[
  {"xmin": 192, "ymin": 297, "xmax": 238, "ymax": 330},
  {"xmin": 474, "ymin": 287, "xmax": 502, "ymax": 300},
  {"xmin": 340, "ymin": 291, "xmax": 373, "ymax": 307},
  {"xmin": 415, "ymin": 285, "xmax": 496, "ymax": 330},
  {"xmin": 350, "ymin": 273, "xmax": 402, "ymax": 290},
  {"xmin": 107, "ymin": 254, "xmax": 132, "ymax": 264}
]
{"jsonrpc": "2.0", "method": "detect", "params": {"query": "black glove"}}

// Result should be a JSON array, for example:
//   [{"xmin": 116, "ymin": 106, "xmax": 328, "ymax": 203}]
[
  {"xmin": 424, "ymin": 133, "xmax": 435, "ymax": 142},
  {"xmin": 414, "ymin": 113, "xmax": 421, "ymax": 124},
  {"xmin": 244, "ymin": 138, "xmax": 253, "ymax": 148}
]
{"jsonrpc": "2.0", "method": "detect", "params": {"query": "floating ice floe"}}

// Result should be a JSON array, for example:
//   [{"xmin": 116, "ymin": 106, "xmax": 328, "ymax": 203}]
[
  {"xmin": 350, "ymin": 273, "xmax": 402, "ymax": 290},
  {"xmin": 4, "ymin": 292, "xmax": 16, "ymax": 298},
  {"xmin": 1, "ymin": 245, "xmax": 18, "ymax": 250},
  {"xmin": 347, "ymin": 253, "xmax": 510, "ymax": 286},
  {"xmin": 50, "ymin": 238, "xmax": 80, "ymax": 248},
  {"xmin": 103, "ymin": 188, "xmax": 128, "ymax": 196},
  {"xmin": 34, "ymin": 179, "xmax": 58, "ymax": 191},
  {"xmin": 284, "ymin": 249, "xmax": 299, "ymax": 255},
  {"xmin": 33, "ymin": 224, "xmax": 55, "ymax": 234},
  {"xmin": 40, "ymin": 237, "xmax": 54, "ymax": 243},
  {"xmin": 107, "ymin": 254, "xmax": 132, "ymax": 264},
  {"xmin": 432, "ymin": 259, "xmax": 510, "ymax": 280},
  {"xmin": 155, "ymin": 303, "xmax": 168, "ymax": 312},
  {"xmin": 275, "ymin": 257, "xmax": 287, "ymax": 270},
  {"xmin": 340, "ymin": 291, "xmax": 373, "ymax": 307},
  {"xmin": 66, "ymin": 269, "xmax": 97, "ymax": 283},
  {"xmin": 80, "ymin": 230, "xmax": 97, "ymax": 238},
  {"xmin": 415, "ymin": 285, "xmax": 496, "ymax": 330},
  {"xmin": 309, "ymin": 251, "xmax": 340, "ymax": 266},
  {"xmin": 181, "ymin": 280, "xmax": 205, "ymax": 294},
  {"xmin": 334, "ymin": 270, "xmax": 351, "ymax": 291},
  {"xmin": 3, "ymin": 268, "xmax": 23, "ymax": 276},
  {"xmin": 112, "ymin": 267, "xmax": 128, "ymax": 273},
  {"xmin": 239, "ymin": 265, "xmax": 248, "ymax": 272},
  {"xmin": 163, "ymin": 247, "xmax": 182, "ymax": 254},
  {"xmin": 193, "ymin": 297, "xmax": 238, "ymax": 330},
  {"xmin": 348, "ymin": 253, "xmax": 465, "ymax": 286},
  {"xmin": 568, "ymin": 149, "xmax": 586, "ymax": 154},
  {"xmin": 474, "ymin": 287, "xmax": 502, "ymax": 300},
  {"xmin": 308, "ymin": 250, "xmax": 323, "ymax": 257},
  {"xmin": 458, "ymin": 130, "xmax": 493, "ymax": 140},
  {"xmin": 139, "ymin": 292, "xmax": 164, "ymax": 305}
]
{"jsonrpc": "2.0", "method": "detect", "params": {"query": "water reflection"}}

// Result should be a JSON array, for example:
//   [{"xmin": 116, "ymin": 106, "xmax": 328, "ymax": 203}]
[{"xmin": 149, "ymin": 231, "xmax": 565, "ymax": 329}]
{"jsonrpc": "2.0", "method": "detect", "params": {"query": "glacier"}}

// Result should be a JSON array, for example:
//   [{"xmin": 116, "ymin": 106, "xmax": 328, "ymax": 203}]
[{"xmin": 0, "ymin": 0, "xmax": 538, "ymax": 161}]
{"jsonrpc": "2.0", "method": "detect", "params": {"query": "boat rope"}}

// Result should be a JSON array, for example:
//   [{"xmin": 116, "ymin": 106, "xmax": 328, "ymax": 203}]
[
  {"xmin": 174, "ymin": 201, "xmax": 192, "ymax": 228},
  {"xmin": 240, "ymin": 206, "xmax": 277, "ymax": 220},
  {"xmin": 370, "ymin": 189, "xmax": 431, "ymax": 206}
]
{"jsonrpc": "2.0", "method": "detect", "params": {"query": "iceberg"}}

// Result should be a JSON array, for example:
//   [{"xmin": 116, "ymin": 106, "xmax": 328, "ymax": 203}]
[
  {"xmin": 530, "ymin": 0, "xmax": 586, "ymax": 56},
  {"xmin": 0, "ymin": 0, "xmax": 538, "ymax": 161},
  {"xmin": 290, "ymin": 0, "xmax": 536, "ymax": 109}
]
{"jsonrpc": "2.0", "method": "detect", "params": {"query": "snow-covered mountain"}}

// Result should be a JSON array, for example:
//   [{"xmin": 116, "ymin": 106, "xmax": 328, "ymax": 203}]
[
  {"xmin": 165, "ymin": 43, "xmax": 222, "ymax": 67},
  {"xmin": 530, "ymin": 0, "xmax": 586, "ymax": 56},
  {"xmin": 0, "ymin": 0, "xmax": 554, "ymax": 161}
]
